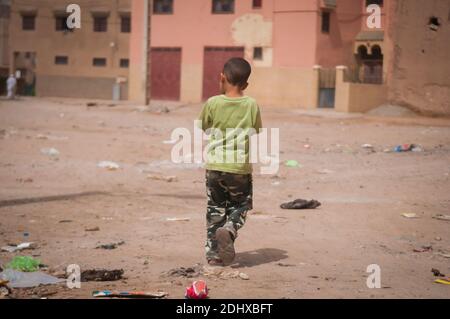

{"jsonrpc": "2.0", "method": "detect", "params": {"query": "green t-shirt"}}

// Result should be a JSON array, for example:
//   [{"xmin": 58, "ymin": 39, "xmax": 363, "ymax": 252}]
[{"xmin": 198, "ymin": 95, "xmax": 262, "ymax": 175}]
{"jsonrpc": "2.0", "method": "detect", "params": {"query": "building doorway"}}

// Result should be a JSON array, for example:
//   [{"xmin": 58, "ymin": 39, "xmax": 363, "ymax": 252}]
[
  {"xmin": 13, "ymin": 51, "xmax": 36, "ymax": 96},
  {"xmin": 318, "ymin": 68, "xmax": 336, "ymax": 108},
  {"xmin": 202, "ymin": 47, "xmax": 244, "ymax": 100},
  {"xmin": 150, "ymin": 47, "xmax": 182, "ymax": 101}
]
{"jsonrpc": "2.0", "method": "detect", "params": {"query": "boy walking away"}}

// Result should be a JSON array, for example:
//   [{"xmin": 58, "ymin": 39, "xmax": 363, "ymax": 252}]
[{"xmin": 198, "ymin": 58, "xmax": 262, "ymax": 266}]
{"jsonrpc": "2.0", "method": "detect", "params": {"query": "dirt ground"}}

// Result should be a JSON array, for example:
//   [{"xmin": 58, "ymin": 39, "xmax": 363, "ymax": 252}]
[{"xmin": 0, "ymin": 97, "xmax": 449, "ymax": 299}]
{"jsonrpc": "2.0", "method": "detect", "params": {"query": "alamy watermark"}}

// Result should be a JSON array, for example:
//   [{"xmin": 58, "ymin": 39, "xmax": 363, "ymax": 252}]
[
  {"xmin": 169, "ymin": 121, "xmax": 279, "ymax": 175},
  {"xmin": 366, "ymin": 264, "xmax": 381, "ymax": 289},
  {"xmin": 366, "ymin": 4, "xmax": 382, "ymax": 29},
  {"xmin": 66, "ymin": 264, "xmax": 81, "ymax": 289},
  {"xmin": 66, "ymin": 4, "xmax": 81, "ymax": 29}
]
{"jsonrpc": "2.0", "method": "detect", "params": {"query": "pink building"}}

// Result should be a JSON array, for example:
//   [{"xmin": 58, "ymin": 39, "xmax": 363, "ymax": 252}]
[{"xmin": 129, "ymin": 0, "xmax": 388, "ymax": 109}]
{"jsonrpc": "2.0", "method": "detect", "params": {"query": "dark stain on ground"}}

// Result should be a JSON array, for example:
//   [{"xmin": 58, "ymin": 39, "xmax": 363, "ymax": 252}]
[{"xmin": 0, "ymin": 191, "xmax": 109, "ymax": 208}]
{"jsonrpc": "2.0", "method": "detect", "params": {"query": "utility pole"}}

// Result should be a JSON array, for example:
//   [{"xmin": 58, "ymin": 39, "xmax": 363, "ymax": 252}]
[{"xmin": 145, "ymin": 0, "xmax": 152, "ymax": 105}]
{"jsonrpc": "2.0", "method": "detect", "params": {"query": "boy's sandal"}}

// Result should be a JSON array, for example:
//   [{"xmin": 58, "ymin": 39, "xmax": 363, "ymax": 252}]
[{"xmin": 207, "ymin": 258, "xmax": 224, "ymax": 266}]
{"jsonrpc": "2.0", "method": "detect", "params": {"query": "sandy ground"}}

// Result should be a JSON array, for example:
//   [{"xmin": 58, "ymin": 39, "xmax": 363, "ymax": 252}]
[{"xmin": 0, "ymin": 97, "xmax": 449, "ymax": 299}]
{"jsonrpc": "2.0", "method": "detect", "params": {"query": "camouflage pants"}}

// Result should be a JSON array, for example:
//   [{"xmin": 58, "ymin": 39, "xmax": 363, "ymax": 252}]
[{"xmin": 205, "ymin": 170, "xmax": 253, "ymax": 260}]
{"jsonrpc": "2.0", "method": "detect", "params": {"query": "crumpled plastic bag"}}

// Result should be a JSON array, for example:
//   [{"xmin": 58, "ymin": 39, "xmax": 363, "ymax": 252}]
[
  {"xmin": 6, "ymin": 256, "xmax": 40, "ymax": 272},
  {"xmin": 0, "ymin": 269, "xmax": 64, "ymax": 288}
]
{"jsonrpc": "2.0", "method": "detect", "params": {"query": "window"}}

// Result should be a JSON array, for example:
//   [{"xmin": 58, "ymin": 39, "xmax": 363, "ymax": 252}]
[
  {"xmin": 22, "ymin": 14, "xmax": 36, "ymax": 31},
  {"xmin": 366, "ymin": 0, "xmax": 383, "ymax": 6},
  {"xmin": 93, "ymin": 58, "xmax": 107, "ymax": 67},
  {"xmin": 0, "ymin": 4, "xmax": 10, "ymax": 18},
  {"xmin": 120, "ymin": 58, "xmax": 129, "ymax": 68},
  {"xmin": 153, "ymin": 0, "xmax": 173, "ymax": 14},
  {"xmin": 120, "ymin": 15, "xmax": 131, "ymax": 33},
  {"xmin": 55, "ymin": 15, "xmax": 72, "ymax": 32},
  {"xmin": 93, "ymin": 16, "xmax": 108, "ymax": 32},
  {"xmin": 253, "ymin": 47, "xmax": 263, "ymax": 60},
  {"xmin": 321, "ymin": 11, "xmax": 330, "ymax": 33},
  {"xmin": 55, "ymin": 56, "xmax": 68, "ymax": 65},
  {"xmin": 252, "ymin": 0, "xmax": 262, "ymax": 9},
  {"xmin": 212, "ymin": 0, "xmax": 234, "ymax": 14}
]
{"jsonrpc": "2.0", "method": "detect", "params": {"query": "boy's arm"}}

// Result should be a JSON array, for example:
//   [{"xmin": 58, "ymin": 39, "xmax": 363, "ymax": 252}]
[
  {"xmin": 197, "ymin": 102, "xmax": 212, "ymax": 131},
  {"xmin": 254, "ymin": 106, "xmax": 263, "ymax": 134}
]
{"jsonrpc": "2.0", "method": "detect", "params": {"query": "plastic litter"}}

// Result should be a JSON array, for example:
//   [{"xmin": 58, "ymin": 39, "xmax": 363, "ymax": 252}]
[
  {"xmin": 185, "ymin": 280, "xmax": 208, "ymax": 299},
  {"xmin": 362, "ymin": 144, "xmax": 375, "ymax": 153},
  {"xmin": 93, "ymin": 290, "xmax": 168, "ymax": 299},
  {"xmin": 401, "ymin": 213, "xmax": 419, "ymax": 219},
  {"xmin": 393, "ymin": 144, "xmax": 423, "ymax": 153},
  {"xmin": 239, "ymin": 273, "xmax": 250, "ymax": 280},
  {"xmin": 0, "ymin": 269, "xmax": 64, "ymax": 288},
  {"xmin": 40, "ymin": 148, "xmax": 60, "ymax": 157},
  {"xmin": 435, "ymin": 278, "xmax": 450, "ymax": 285},
  {"xmin": 413, "ymin": 245, "xmax": 432, "ymax": 253},
  {"xmin": 432, "ymin": 214, "xmax": 450, "ymax": 221},
  {"xmin": 285, "ymin": 160, "xmax": 301, "ymax": 168},
  {"xmin": 166, "ymin": 218, "xmax": 190, "ymax": 222},
  {"xmin": 1, "ymin": 242, "xmax": 36, "ymax": 253},
  {"xmin": 97, "ymin": 161, "xmax": 120, "ymax": 170},
  {"xmin": 5, "ymin": 256, "xmax": 41, "ymax": 272},
  {"xmin": 36, "ymin": 134, "xmax": 68, "ymax": 141}
]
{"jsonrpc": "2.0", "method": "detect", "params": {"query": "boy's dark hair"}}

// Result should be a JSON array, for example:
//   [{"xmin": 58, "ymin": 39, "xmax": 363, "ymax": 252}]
[{"xmin": 223, "ymin": 58, "xmax": 251, "ymax": 88}]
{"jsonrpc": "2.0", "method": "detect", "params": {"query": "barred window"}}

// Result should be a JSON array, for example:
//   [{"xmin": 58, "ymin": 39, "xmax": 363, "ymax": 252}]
[
  {"xmin": 55, "ymin": 15, "xmax": 72, "ymax": 31},
  {"xmin": 22, "ymin": 14, "xmax": 36, "ymax": 30},
  {"xmin": 253, "ymin": 47, "xmax": 263, "ymax": 60},
  {"xmin": 321, "ymin": 11, "xmax": 330, "ymax": 33},
  {"xmin": 212, "ymin": 0, "xmax": 234, "ymax": 14},
  {"xmin": 93, "ymin": 16, "xmax": 108, "ymax": 32},
  {"xmin": 121, "ymin": 15, "xmax": 131, "ymax": 33},
  {"xmin": 120, "ymin": 59, "xmax": 129, "ymax": 68},
  {"xmin": 154, "ymin": 0, "xmax": 173, "ymax": 14},
  {"xmin": 93, "ymin": 58, "xmax": 107, "ymax": 67},
  {"xmin": 55, "ymin": 56, "xmax": 69, "ymax": 65},
  {"xmin": 253, "ymin": 0, "xmax": 262, "ymax": 9}
]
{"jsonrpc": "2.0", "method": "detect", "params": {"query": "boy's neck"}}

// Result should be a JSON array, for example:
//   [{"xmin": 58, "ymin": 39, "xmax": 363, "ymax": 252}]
[{"xmin": 224, "ymin": 88, "xmax": 244, "ymax": 98}]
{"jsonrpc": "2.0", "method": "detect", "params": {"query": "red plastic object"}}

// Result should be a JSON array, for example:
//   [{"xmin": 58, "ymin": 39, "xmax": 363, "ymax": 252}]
[{"xmin": 185, "ymin": 280, "xmax": 208, "ymax": 299}]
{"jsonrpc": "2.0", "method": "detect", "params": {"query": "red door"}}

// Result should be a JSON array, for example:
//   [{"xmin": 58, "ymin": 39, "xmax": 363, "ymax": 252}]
[
  {"xmin": 151, "ymin": 48, "xmax": 182, "ymax": 100},
  {"xmin": 202, "ymin": 47, "xmax": 245, "ymax": 100}
]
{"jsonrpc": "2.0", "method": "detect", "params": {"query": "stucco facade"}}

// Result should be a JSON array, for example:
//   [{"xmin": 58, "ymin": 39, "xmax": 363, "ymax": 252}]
[
  {"xmin": 130, "ymin": 0, "xmax": 372, "ymax": 108},
  {"xmin": 384, "ymin": 0, "xmax": 450, "ymax": 116},
  {"xmin": 0, "ymin": 0, "xmax": 10, "ymax": 78},
  {"xmin": 8, "ymin": 0, "xmax": 131, "ymax": 99}
]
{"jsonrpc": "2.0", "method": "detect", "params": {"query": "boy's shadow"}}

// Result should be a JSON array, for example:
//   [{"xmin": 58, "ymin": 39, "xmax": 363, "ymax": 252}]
[{"xmin": 230, "ymin": 248, "xmax": 288, "ymax": 268}]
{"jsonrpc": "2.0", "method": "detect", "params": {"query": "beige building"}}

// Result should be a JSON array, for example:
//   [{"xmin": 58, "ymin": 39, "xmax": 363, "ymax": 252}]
[
  {"xmin": 0, "ymin": 0, "xmax": 10, "ymax": 94},
  {"xmin": 335, "ymin": 0, "xmax": 450, "ymax": 117},
  {"xmin": 384, "ymin": 0, "xmax": 450, "ymax": 116},
  {"xmin": 8, "ymin": 0, "xmax": 131, "ymax": 99},
  {"xmin": 130, "ymin": 0, "xmax": 449, "ymax": 116}
]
